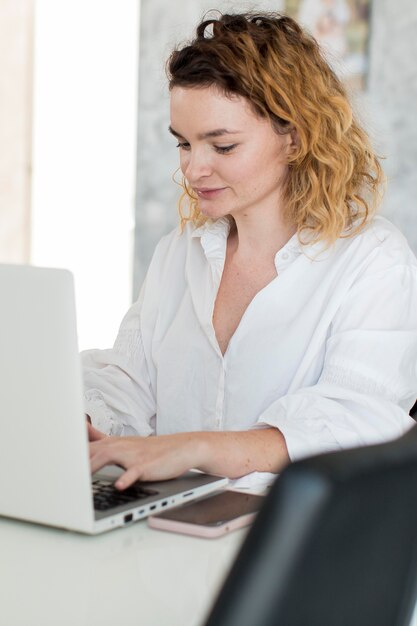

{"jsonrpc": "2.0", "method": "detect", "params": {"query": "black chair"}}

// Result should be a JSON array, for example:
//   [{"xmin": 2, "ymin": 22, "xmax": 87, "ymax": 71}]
[{"xmin": 204, "ymin": 425, "xmax": 417, "ymax": 626}]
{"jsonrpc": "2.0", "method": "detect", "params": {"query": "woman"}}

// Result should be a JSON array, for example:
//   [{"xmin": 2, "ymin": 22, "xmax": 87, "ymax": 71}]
[{"xmin": 84, "ymin": 12, "xmax": 417, "ymax": 490}]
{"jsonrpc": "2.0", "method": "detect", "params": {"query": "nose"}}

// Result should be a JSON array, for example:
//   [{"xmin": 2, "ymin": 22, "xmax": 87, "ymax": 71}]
[{"xmin": 182, "ymin": 147, "xmax": 212, "ymax": 183}]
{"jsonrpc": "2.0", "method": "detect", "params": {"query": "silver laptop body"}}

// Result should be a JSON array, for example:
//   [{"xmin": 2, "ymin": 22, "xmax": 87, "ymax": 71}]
[{"xmin": 0, "ymin": 264, "xmax": 227, "ymax": 534}]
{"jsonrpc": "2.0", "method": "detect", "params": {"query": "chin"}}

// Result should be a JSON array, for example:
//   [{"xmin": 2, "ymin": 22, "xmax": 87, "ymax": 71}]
[{"xmin": 199, "ymin": 204, "xmax": 230, "ymax": 220}]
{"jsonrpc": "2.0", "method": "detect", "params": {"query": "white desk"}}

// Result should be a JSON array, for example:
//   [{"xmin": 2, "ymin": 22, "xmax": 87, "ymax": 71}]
[
  {"xmin": 0, "ymin": 516, "xmax": 246, "ymax": 626},
  {"xmin": 4, "ymin": 513, "xmax": 417, "ymax": 626}
]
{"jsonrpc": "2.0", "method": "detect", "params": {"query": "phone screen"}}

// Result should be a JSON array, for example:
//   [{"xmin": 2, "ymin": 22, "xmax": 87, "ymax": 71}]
[{"xmin": 153, "ymin": 491, "xmax": 264, "ymax": 526}]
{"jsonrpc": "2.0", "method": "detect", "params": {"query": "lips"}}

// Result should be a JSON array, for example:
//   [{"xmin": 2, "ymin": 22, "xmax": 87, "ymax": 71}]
[{"xmin": 194, "ymin": 187, "xmax": 226, "ymax": 199}]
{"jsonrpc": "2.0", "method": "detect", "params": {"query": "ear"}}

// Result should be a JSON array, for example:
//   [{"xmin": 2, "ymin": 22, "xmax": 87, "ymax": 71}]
[
  {"xmin": 289, "ymin": 127, "xmax": 299, "ymax": 148},
  {"xmin": 284, "ymin": 127, "xmax": 300, "ymax": 159}
]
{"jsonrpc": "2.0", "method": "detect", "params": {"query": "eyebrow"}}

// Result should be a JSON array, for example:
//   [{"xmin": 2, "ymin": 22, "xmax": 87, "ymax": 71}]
[{"xmin": 168, "ymin": 126, "xmax": 242, "ymax": 140}]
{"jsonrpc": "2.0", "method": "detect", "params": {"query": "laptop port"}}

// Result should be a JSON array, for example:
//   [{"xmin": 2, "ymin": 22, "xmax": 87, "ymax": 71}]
[
  {"xmin": 124, "ymin": 513, "xmax": 133, "ymax": 524},
  {"xmin": 162, "ymin": 501, "xmax": 168, "ymax": 507},
  {"xmin": 150, "ymin": 505, "xmax": 156, "ymax": 511}
]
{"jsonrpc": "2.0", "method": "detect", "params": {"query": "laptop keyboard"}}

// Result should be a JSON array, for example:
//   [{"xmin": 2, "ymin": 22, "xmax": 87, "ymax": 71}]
[{"xmin": 92, "ymin": 479, "xmax": 159, "ymax": 511}]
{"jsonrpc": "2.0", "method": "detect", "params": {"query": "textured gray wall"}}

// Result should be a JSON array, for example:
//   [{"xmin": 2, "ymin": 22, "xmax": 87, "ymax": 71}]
[
  {"xmin": 133, "ymin": 0, "xmax": 417, "ymax": 298},
  {"xmin": 366, "ymin": 0, "xmax": 417, "ymax": 246}
]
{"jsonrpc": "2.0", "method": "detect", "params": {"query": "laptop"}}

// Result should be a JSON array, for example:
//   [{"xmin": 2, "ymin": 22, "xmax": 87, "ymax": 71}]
[{"xmin": 0, "ymin": 264, "xmax": 228, "ymax": 534}]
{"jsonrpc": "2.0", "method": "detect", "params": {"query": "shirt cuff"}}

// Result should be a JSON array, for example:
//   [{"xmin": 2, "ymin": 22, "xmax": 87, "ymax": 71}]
[
  {"xmin": 229, "ymin": 471, "xmax": 277, "ymax": 493},
  {"xmin": 257, "ymin": 405, "xmax": 342, "ymax": 462},
  {"xmin": 84, "ymin": 395, "xmax": 123, "ymax": 436}
]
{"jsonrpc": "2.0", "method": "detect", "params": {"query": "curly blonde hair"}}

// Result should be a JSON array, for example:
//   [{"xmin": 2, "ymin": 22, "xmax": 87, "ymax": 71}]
[{"xmin": 167, "ymin": 12, "xmax": 384, "ymax": 244}]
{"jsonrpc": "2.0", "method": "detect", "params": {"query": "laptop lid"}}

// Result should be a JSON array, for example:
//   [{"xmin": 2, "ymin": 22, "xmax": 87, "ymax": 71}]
[
  {"xmin": 0, "ymin": 264, "xmax": 94, "ymax": 532},
  {"xmin": 0, "ymin": 264, "xmax": 228, "ymax": 534}
]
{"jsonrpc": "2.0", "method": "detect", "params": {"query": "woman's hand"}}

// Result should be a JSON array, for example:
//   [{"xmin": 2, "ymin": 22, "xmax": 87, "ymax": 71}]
[
  {"xmin": 87, "ymin": 421, "xmax": 107, "ymax": 442},
  {"xmin": 89, "ymin": 432, "xmax": 202, "ymax": 489},
  {"xmin": 88, "ymin": 427, "xmax": 289, "ymax": 490}
]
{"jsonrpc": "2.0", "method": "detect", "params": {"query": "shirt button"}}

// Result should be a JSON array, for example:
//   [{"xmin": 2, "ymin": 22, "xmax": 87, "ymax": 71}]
[{"xmin": 282, "ymin": 252, "xmax": 289, "ymax": 260}]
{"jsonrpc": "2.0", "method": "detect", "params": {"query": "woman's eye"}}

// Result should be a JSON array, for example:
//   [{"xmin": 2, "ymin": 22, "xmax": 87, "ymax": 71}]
[
  {"xmin": 175, "ymin": 142, "xmax": 236, "ymax": 154},
  {"xmin": 215, "ymin": 144, "xmax": 237, "ymax": 154},
  {"xmin": 176, "ymin": 142, "xmax": 190, "ymax": 151}
]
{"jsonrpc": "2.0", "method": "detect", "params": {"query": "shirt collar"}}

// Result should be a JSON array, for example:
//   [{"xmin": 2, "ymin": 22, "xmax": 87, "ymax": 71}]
[
  {"xmin": 192, "ymin": 217, "xmax": 231, "ymax": 264},
  {"xmin": 191, "ymin": 218, "xmax": 331, "ymax": 269}
]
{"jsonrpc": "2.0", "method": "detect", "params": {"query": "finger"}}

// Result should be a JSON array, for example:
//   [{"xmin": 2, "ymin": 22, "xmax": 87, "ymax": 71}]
[
  {"xmin": 87, "ymin": 421, "xmax": 106, "ymax": 442},
  {"xmin": 88, "ymin": 422, "xmax": 106, "ymax": 441},
  {"xmin": 89, "ymin": 442, "xmax": 112, "ymax": 474},
  {"xmin": 90, "ymin": 439, "xmax": 133, "ymax": 475},
  {"xmin": 115, "ymin": 466, "xmax": 143, "ymax": 491}
]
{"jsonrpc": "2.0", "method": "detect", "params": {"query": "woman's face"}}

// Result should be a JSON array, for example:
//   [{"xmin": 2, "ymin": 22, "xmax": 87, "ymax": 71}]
[{"xmin": 169, "ymin": 85, "xmax": 293, "ymax": 222}]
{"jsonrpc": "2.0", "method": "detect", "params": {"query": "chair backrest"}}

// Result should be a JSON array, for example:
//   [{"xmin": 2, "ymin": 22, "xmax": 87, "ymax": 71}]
[{"xmin": 204, "ymin": 425, "xmax": 417, "ymax": 626}]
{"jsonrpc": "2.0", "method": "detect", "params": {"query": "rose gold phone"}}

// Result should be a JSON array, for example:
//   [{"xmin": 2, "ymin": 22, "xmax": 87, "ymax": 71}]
[{"xmin": 148, "ymin": 490, "xmax": 264, "ymax": 538}]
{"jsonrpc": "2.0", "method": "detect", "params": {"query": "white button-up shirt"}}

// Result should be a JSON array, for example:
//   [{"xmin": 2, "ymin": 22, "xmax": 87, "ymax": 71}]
[{"xmin": 82, "ymin": 216, "xmax": 417, "ymax": 485}]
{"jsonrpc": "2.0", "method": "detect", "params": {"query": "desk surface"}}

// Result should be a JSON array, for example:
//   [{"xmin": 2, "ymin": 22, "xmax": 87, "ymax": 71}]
[
  {"xmin": 0, "ymin": 515, "xmax": 246, "ymax": 626},
  {"xmin": 4, "ymin": 513, "xmax": 417, "ymax": 626}
]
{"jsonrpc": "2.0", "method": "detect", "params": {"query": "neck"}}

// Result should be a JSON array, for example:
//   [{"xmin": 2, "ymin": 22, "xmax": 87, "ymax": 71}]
[{"xmin": 228, "ymin": 205, "xmax": 296, "ymax": 262}]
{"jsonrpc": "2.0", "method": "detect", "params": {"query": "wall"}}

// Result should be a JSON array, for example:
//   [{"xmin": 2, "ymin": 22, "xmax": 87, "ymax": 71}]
[
  {"xmin": 0, "ymin": 0, "xmax": 33, "ymax": 264},
  {"xmin": 367, "ymin": 0, "xmax": 417, "ymax": 248},
  {"xmin": 134, "ymin": 0, "xmax": 417, "ymax": 297}
]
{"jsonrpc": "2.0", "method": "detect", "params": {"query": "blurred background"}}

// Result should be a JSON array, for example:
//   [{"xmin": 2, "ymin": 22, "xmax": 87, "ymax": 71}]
[{"xmin": 1, "ymin": 0, "xmax": 416, "ymax": 351}]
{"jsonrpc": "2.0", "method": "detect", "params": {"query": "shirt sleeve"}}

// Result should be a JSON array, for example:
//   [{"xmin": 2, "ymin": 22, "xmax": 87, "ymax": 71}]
[
  {"xmin": 81, "ymin": 281, "xmax": 156, "ymax": 437},
  {"xmin": 257, "ymin": 262, "xmax": 417, "ymax": 461}
]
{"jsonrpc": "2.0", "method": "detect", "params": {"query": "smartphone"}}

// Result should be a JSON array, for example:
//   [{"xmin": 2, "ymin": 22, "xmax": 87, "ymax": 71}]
[{"xmin": 148, "ymin": 490, "xmax": 264, "ymax": 538}]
